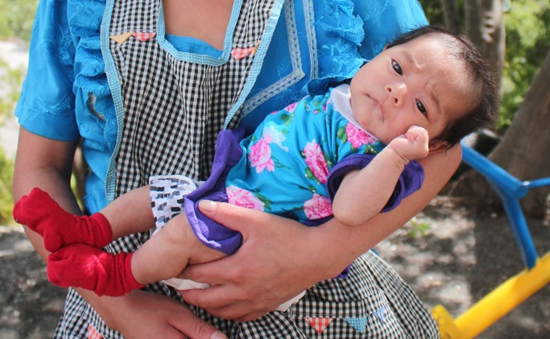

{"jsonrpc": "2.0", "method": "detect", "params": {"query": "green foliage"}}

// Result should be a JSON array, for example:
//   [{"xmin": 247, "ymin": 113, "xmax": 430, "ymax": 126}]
[
  {"xmin": 0, "ymin": 0, "xmax": 34, "ymax": 224},
  {"xmin": 0, "ymin": 59, "xmax": 26, "ymax": 124},
  {"xmin": 419, "ymin": 0, "xmax": 446, "ymax": 26},
  {"xmin": 0, "ymin": 59, "xmax": 23, "ymax": 225},
  {"xmin": 0, "ymin": 146, "xmax": 14, "ymax": 225},
  {"xmin": 420, "ymin": 0, "xmax": 550, "ymax": 134},
  {"xmin": 419, "ymin": 0, "xmax": 466, "ymax": 28},
  {"xmin": 499, "ymin": 1, "xmax": 550, "ymax": 132},
  {"xmin": 406, "ymin": 218, "xmax": 431, "ymax": 238},
  {"xmin": 0, "ymin": 0, "xmax": 39, "ymax": 41}
]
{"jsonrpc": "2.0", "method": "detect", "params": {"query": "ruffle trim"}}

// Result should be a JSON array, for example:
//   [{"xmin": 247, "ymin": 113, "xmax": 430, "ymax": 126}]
[
  {"xmin": 69, "ymin": 0, "xmax": 117, "ymax": 152},
  {"xmin": 307, "ymin": 0, "xmax": 365, "ymax": 95}
]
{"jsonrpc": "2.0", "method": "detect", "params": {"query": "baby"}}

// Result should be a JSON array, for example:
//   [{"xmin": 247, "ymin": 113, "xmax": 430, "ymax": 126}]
[{"xmin": 14, "ymin": 26, "xmax": 496, "ymax": 308}]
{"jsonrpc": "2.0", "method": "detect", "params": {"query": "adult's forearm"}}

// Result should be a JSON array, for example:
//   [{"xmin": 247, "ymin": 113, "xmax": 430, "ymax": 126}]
[
  {"xmin": 316, "ymin": 145, "xmax": 462, "ymax": 272},
  {"xmin": 13, "ymin": 169, "xmax": 80, "ymax": 261},
  {"xmin": 175, "ymin": 145, "xmax": 462, "ymax": 321},
  {"xmin": 13, "ymin": 167, "xmax": 81, "ymax": 213},
  {"xmin": 13, "ymin": 129, "xmax": 81, "ymax": 261},
  {"xmin": 11, "ymin": 129, "xmax": 124, "ymax": 327}
]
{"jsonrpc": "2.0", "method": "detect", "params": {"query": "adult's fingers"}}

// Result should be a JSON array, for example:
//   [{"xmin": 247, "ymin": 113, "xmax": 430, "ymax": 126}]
[
  {"xmin": 172, "ymin": 305, "xmax": 228, "ymax": 339},
  {"xmin": 180, "ymin": 284, "xmax": 275, "ymax": 321},
  {"xmin": 197, "ymin": 200, "xmax": 277, "ymax": 232}
]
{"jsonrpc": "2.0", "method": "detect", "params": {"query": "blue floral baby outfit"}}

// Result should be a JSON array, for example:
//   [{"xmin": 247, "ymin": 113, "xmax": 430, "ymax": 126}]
[{"xmin": 150, "ymin": 85, "xmax": 425, "ymax": 256}]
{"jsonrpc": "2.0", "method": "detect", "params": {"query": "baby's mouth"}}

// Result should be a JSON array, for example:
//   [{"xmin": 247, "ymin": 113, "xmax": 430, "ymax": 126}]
[{"xmin": 369, "ymin": 96, "xmax": 384, "ymax": 121}]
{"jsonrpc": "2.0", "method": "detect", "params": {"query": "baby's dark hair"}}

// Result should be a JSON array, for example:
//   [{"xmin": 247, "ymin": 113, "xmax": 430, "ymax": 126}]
[{"xmin": 387, "ymin": 25, "xmax": 498, "ymax": 148}]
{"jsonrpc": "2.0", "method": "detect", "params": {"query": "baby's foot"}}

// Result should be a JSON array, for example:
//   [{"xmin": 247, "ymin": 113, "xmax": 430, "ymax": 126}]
[
  {"xmin": 13, "ymin": 188, "xmax": 112, "ymax": 252},
  {"xmin": 47, "ymin": 244, "xmax": 144, "ymax": 296}
]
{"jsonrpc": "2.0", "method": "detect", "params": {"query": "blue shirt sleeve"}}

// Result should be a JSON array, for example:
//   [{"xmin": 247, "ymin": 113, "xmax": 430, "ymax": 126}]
[
  {"xmin": 14, "ymin": 0, "xmax": 79, "ymax": 141},
  {"xmin": 353, "ymin": 0, "xmax": 429, "ymax": 61}
]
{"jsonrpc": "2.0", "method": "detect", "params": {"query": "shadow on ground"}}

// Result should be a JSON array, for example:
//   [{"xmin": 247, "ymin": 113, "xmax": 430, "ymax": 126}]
[
  {"xmin": 1, "ymin": 195, "xmax": 549, "ymax": 338},
  {"xmin": 375, "ymin": 196, "xmax": 550, "ymax": 339},
  {"xmin": 0, "ymin": 226, "xmax": 65, "ymax": 339}
]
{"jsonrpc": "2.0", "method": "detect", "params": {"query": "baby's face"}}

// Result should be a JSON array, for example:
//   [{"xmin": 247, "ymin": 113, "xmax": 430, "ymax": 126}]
[{"xmin": 350, "ymin": 34, "xmax": 475, "ymax": 147}]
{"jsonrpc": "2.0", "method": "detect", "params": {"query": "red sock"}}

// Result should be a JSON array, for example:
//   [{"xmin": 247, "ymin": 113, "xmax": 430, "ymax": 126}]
[
  {"xmin": 47, "ymin": 244, "xmax": 144, "ymax": 296},
  {"xmin": 13, "ymin": 188, "xmax": 112, "ymax": 252}
]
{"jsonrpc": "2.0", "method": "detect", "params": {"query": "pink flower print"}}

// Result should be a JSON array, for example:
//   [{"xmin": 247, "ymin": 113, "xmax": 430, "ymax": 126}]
[
  {"xmin": 249, "ymin": 137, "xmax": 275, "ymax": 173},
  {"xmin": 303, "ymin": 140, "xmax": 329, "ymax": 184},
  {"xmin": 303, "ymin": 194, "xmax": 333, "ymax": 219},
  {"xmin": 262, "ymin": 125, "xmax": 288, "ymax": 151},
  {"xmin": 285, "ymin": 102, "xmax": 298, "ymax": 113},
  {"xmin": 346, "ymin": 123, "xmax": 376, "ymax": 148},
  {"xmin": 226, "ymin": 186, "xmax": 265, "ymax": 211}
]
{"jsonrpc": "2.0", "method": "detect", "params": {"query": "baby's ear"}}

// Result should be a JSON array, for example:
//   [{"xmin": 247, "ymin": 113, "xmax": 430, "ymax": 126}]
[{"xmin": 428, "ymin": 141, "xmax": 448, "ymax": 154}]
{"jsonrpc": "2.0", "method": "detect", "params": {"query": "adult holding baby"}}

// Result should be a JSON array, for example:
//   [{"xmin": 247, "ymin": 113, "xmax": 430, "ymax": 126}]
[{"xmin": 13, "ymin": 0, "xmax": 460, "ymax": 338}]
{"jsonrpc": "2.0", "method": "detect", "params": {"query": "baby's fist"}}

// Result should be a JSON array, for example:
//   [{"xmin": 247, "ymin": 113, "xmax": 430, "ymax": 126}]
[{"xmin": 388, "ymin": 126, "xmax": 429, "ymax": 161}]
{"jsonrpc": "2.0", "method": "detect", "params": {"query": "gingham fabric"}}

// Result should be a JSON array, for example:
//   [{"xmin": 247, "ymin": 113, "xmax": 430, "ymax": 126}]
[
  {"xmin": 54, "ymin": 0, "xmax": 439, "ymax": 337},
  {"xmin": 55, "ymin": 0, "xmax": 275, "ymax": 337},
  {"xmin": 186, "ymin": 252, "xmax": 439, "ymax": 338},
  {"xmin": 111, "ymin": 0, "xmax": 271, "ymax": 193}
]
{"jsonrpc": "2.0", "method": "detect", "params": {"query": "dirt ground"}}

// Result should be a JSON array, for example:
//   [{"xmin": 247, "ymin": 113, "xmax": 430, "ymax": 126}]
[
  {"xmin": 1, "ymin": 195, "xmax": 549, "ymax": 338},
  {"xmin": 376, "ymin": 196, "xmax": 550, "ymax": 339}
]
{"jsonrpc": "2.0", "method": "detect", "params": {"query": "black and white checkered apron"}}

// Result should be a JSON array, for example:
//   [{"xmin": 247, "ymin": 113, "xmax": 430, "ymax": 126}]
[{"xmin": 54, "ymin": 0, "xmax": 439, "ymax": 338}]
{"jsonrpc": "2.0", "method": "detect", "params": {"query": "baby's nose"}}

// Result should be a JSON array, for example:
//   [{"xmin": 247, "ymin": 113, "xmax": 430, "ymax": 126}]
[{"xmin": 385, "ymin": 82, "xmax": 407, "ymax": 106}]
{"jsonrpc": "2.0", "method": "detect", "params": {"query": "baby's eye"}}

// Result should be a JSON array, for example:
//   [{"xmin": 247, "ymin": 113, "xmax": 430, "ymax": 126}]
[
  {"xmin": 416, "ymin": 99, "xmax": 427, "ymax": 116},
  {"xmin": 391, "ymin": 60, "xmax": 403, "ymax": 75}
]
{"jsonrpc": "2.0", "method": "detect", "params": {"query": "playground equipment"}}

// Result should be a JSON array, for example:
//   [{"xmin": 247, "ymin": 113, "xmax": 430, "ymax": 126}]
[{"xmin": 432, "ymin": 143, "xmax": 550, "ymax": 339}]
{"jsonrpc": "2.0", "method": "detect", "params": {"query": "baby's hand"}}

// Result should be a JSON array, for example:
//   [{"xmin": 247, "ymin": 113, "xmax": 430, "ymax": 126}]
[{"xmin": 387, "ymin": 126, "xmax": 430, "ymax": 162}]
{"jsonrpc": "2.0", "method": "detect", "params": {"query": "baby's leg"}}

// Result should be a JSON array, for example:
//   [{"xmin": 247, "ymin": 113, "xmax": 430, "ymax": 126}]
[
  {"xmin": 131, "ymin": 213, "xmax": 226, "ymax": 284},
  {"xmin": 47, "ymin": 213, "xmax": 225, "ymax": 296},
  {"xmin": 13, "ymin": 186, "xmax": 154, "ymax": 252},
  {"xmin": 101, "ymin": 185, "xmax": 155, "ymax": 239}
]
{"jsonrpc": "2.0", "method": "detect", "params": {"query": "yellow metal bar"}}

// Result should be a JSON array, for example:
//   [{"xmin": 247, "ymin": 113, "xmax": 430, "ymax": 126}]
[
  {"xmin": 433, "ymin": 251, "xmax": 550, "ymax": 339},
  {"xmin": 432, "ymin": 305, "xmax": 463, "ymax": 339}
]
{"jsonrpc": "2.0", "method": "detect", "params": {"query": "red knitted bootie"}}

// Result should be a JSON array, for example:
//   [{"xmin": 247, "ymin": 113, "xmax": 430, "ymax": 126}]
[
  {"xmin": 47, "ymin": 244, "xmax": 144, "ymax": 296},
  {"xmin": 13, "ymin": 187, "xmax": 112, "ymax": 252}
]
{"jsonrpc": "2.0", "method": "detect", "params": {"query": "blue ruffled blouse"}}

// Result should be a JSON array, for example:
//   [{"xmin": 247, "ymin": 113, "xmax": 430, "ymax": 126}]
[{"xmin": 15, "ymin": 0, "xmax": 427, "ymax": 213}]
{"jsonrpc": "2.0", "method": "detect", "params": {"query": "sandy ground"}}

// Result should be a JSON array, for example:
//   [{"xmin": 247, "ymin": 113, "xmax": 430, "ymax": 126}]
[{"xmin": 1, "ymin": 195, "xmax": 549, "ymax": 338}]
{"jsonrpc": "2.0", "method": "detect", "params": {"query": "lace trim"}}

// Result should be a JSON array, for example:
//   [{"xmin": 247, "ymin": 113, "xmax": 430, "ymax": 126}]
[
  {"xmin": 307, "ymin": 0, "xmax": 365, "ymax": 94},
  {"xmin": 69, "ymin": 0, "xmax": 117, "ymax": 152}
]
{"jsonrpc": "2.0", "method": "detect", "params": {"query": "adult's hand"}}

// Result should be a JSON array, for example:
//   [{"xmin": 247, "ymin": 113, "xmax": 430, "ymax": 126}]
[
  {"xmin": 85, "ymin": 289, "xmax": 227, "ymax": 339},
  {"xmin": 179, "ymin": 201, "xmax": 347, "ymax": 322},
  {"xmin": 180, "ymin": 146, "xmax": 461, "ymax": 322}
]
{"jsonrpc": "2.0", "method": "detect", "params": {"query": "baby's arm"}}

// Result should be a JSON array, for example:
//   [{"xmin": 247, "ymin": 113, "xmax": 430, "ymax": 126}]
[{"xmin": 332, "ymin": 126, "xmax": 429, "ymax": 226}]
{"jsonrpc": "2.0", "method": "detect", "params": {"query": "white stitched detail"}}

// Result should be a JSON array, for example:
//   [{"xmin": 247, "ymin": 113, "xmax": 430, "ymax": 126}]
[
  {"xmin": 242, "ymin": 69, "xmax": 305, "ymax": 117},
  {"xmin": 303, "ymin": 0, "xmax": 318, "ymax": 79},
  {"xmin": 241, "ymin": 0, "xmax": 304, "ymax": 117}
]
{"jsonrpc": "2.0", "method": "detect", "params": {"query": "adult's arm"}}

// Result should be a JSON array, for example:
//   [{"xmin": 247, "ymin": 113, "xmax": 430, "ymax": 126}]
[
  {"xmin": 13, "ymin": 128, "xmax": 227, "ymax": 339},
  {"xmin": 181, "ymin": 144, "xmax": 461, "ymax": 321}
]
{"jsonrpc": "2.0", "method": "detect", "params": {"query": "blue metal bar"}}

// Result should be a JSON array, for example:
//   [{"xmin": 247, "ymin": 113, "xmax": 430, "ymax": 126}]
[
  {"xmin": 460, "ymin": 143, "xmax": 528, "ymax": 199},
  {"xmin": 460, "ymin": 143, "xmax": 540, "ymax": 268},
  {"xmin": 500, "ymin": 197, "xmax": 539, "ymax": 269},
  {"xmin": 524, "ymin": 177, "xmax": 550, "ymax": 190}
]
